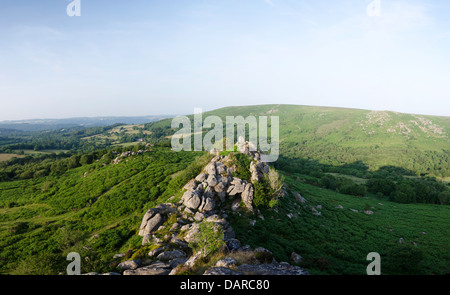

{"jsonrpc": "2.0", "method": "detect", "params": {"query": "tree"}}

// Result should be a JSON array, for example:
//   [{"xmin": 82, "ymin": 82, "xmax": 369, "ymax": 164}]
[
  {"xmin": 266, "ymin": 167, "xmax": 284, "ymax": 198},
  {"xmin": 80, "ymin": 154, "xmax": 93, "ymax": 165},
  {"xmin": 438, "ymin": 191, "xmax": 450, "ymax": 205},
  {"xmin": 253, "ymin": 180, "xmax": 271, "ymax": 208},
  {"xmin": 340, "ymin": 184, "xmax": 367, "ymax": 196},
  {"xmin": 367, "ymin": 179, "xmax": 396, "ymax": 195},
  {"xmin": 390, "ymin": 183, "xmax": 416, "ymax": 203}
]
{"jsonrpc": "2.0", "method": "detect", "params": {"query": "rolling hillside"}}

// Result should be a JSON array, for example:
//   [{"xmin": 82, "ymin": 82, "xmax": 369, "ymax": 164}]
[
  {"xmin": 0, "ymin": 104, "xmax": 448, "ymax": 275},
  {"xmin": 146, "ymin": 104, "xmax": 450, "ymax": 179}
]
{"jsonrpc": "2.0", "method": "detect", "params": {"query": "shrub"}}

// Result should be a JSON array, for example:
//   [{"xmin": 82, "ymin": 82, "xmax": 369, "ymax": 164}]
[
  {"xmin": 11, "ymin": 252, "xmax": 66, "ymax": 275},
  {"xmin": 253, "ymin": 180, "xmax": 271, "ymax": 208},
  {"xmin": 253, "ymin": 168, "xmax": 284, "ymax": 208},
  {"xmin": 231, "ymin": 153, "xmax": 252, "ymax": 181},
  {"xmin": 438, "ymin": 191, "xmax": 450, "ymax": 205},
  {"xmin": 266, "ymin": 167, "xmax": 284, "ymax": 198},
  {"xmin": 188, "ymin": 221, "xmax": 225, "ymax": 258},
  {"xmin": 339, "ymin": 184, "xmax": 367, "ymax": 196}
]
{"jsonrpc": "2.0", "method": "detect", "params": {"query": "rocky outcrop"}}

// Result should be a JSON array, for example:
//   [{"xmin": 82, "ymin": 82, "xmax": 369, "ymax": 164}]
[
  {"xmin": 112, "ymin": 142, "xmax": 309, "ymax": 276},
  {"xmin": 178, "ymin": 152, "xmax": 258, "ymax": 214}
]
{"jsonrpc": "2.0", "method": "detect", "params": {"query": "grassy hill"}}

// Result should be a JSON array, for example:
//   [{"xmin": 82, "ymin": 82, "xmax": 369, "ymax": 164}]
[
  {"xmin": 164, "ymin": 104, "xmax": 449, "ymax": 179},
  {"xmin": 0, "ymin": 104, "xmax": 448, "ymax": 275},
  {"xmin": 231, "ymin": 171, "xmax": 449, "ymax": 274},
  {"xmin": 0, "ymin": 147, "xmax": 208, "ymax": 274},
  {"xmin": 0, "ymin": 145, "xmax": 447, "ymax": 275}
]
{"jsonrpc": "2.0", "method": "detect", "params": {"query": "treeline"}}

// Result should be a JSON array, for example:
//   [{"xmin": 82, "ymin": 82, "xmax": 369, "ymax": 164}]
[
  {"xmin": 281, "ymin": 141, "xmax": 450, "ymax": 178},
  {"xmin": 0, "ymin": 124, "xmax": 123, "ymax": 153},
  {"xmin": 275, "ymin": 156, "xmax": 450, "ymax": 205},
  {"xmin": 0, "ymin": 143, "xmax": 152, "ymax": 182}
]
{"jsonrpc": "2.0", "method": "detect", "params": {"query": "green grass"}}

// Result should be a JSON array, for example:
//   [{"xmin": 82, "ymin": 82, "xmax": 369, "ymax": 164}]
[
  {"xmin": 0, "ymin": 104, "xmax": 448, "ymax": 275},
  {"xmin": 229, "ymin": 172, "xmax": 450, "ymax": 275},
  {"xmin": 147, "ymin": 104, "xmax": 449, "ymax": 178},
  {"xmin": 0, "ymin": 148, "xmax": 206, "ymax": 274}
]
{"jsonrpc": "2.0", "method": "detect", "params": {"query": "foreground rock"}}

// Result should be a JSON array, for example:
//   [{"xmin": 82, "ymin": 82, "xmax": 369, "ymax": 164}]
[
  {"xmin": 124, "ymin": 262, "xmax": 172, "ymax": 275},
  {"xmin": 115, "ymin": 142, "xmax": 309, "ymax": 276},
  {"xmin": 235, "ymin": 263, "xmax": 310, "ymax": 275}
]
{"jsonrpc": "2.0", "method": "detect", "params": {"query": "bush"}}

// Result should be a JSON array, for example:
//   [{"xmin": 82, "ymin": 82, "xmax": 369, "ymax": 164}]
[
  {"xmin": 253, "ymin": 168, "xmax": 284, "ymax": 208},
  {"xmin": 253, "ymin": 180, "xmax": 271, "ymax": 208},
  {"xmin": 367, "ymin": 179, "xmax": 396, "ymax": 195},
  {"xmin": 438, "ymin": 191, "xmax": 450, "ymax": 205},
  {"xmin": 266, "ymin": 167, "xmax": 284, "ymax": 198},
  {"xmin": 188, "ymin": 221, "xmax": 225, "ymax": 258},
  {"xmin": 11, "ymin": 252, "xmax": 66, "ymax": 275},
  {"xmin": 339, "ymin": 184, "xmax": 367, "ymax": 196},
  {"xmin": 232, "ymin": 153, "xmax": 252, "ymax": 181}
]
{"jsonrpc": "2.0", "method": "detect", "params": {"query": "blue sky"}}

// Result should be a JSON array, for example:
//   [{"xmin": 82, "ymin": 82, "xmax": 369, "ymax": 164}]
[{"xmin": 1, "ymin": 0, "xmax": 449, "ymax": 120}]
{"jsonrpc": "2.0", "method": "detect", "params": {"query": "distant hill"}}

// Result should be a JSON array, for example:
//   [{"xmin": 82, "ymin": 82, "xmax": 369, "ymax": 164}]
[
  {"xmin": 146, "ymin": 104, "xmax": 450, "ymax": 178},
  {"xmin": 0, "ymin": 115, "xmax": 174, "ymax": 132}
]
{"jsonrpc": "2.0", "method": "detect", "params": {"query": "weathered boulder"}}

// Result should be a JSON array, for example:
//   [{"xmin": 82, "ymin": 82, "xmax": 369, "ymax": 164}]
[
  {"xmin": 195, "ymin": 173, "xmax": 207, "ymax": 182},
  {"xmin": 236, "ymin": 263, "xmax": 310, "ymax": 275},
  {"xmin": 241, "ymin": 183, "xmax": 254, "ymax": 211},
  {"xmin": 204, "ymin": 267, "xmax": 243, "ymax": 275},
  {"xmin": 184, "ymin": 251, "xmax": 203, "ymax": 268},
  {"xmin": 148, "ymin": 247, "xmax": 165, "ymax": 257},
  {"xmin": 157, "ymin": 250, "xmax": 187, "ymax": 262},
  {"xmin": 214, "ymin": 182, "xmax": 226, "ymax": 194},
  {"xmin": 170, "ymin": 222, "xmax": 180, "ymax": 232},
  {"xmin": 140, "ymin": 213, "xmax": 163, "ymax": 237},
  {"xmin": 113, "ymin": 253, "xmax": 126, "ymax": 259},
  {"xmin": 218, "ymin": 174, "xmax": 230, "ymax": 186},
  {"xmin": 169, "ymin": 258, "xmax": 188, "ymax": 269},
  {"xmin": 226, "ymin": 239, "xmax": 241, "ymax": 251},
  {"xmin": 194, "ymin": 211, "xmax": 205, "ymax": 222},
  {"xmin": 205, "ymin": 162, "xmax": 216, "ymax": 175},
  {"xmin": 216, "ymin": 162, "xmax": 227, "ymax": 175},
  {"xmin": 215, "ymin": 257, "xmax": 237, "ymax": 268},
  {"xmin": 311, "ymin": 207, "xmax": 321, "ymax": 216},
  {"xmin": 123, "ymin": 262, "xmax": 171, "ymax": 275},
  {"xmin": 171, "ymin": 238, "xmax": 189, "ymax": 248},
  {"xmin": 290, "ymin": 252, "xmax": 303, "ymax": 264},
  {"xmin": 182, "ymin": 190, "xmax": 202, "ymax": 210},
  {"xmin": 118, "ymin": 260, "xmax": 141, "ymax": 271},
  {"xmin": 138, "ymin": 208, "xmax": 158, "ymax": 236},
  {"xmin": 293, "ymin": 192, "xmax": 307, "ymax": 204},
  {"xmin": 183, "ymin": 223, "xmax": 200, "ymax": 243},
  {"xmin": 198, "ymin": 196, "xmax": 215, "ymax": 212},
  {"xmin": 250, "ymin": 161, "xmax": 269, "ymax": 183},
  {"xmin": 206, "ymin": 174, "xmax": 218, "ymax": 187},
  {"xmin": 250, "ymin": 161, "xmax": 262, "ymax": 182},
  {"xmin": 203, "ymin": 186, "xmax": 215, "ymax": 199},
  {"xmin": 228, "ymin": 179, "xmax": 246, "ymax": 196},
  {"xmin": 183, "ymin": 179, "xmax": 198, "ymax": 191}
]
